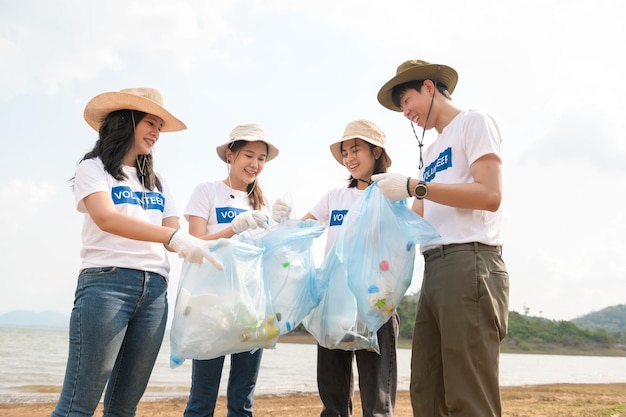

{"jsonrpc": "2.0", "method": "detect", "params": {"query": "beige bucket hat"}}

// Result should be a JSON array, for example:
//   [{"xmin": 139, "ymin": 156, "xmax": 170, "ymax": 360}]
[
  {"xmin": 377, "ymin": 59, "xmax": 458, "ymax": 111},
  {"xmin": 330, "ymin": 119, "xmax": 391, "ymax": 168},
  {"xmin": 84, "ymin": 87, "xmax": 186, "ymax": 132},
  {"xmin": 216, "ymin": 123, "xmax": 279, "ymax": 163}
]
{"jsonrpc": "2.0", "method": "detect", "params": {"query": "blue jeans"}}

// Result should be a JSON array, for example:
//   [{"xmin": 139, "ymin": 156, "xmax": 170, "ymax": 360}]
[
  {"xmin": 51, "ymin": 267, "xmax": 168, "ymax": 417},
  {"xmin": 184, "ymin": 350, "xmax": 263, "ymax": 417},
  {"xmin": 317, "ymin": 312, "xmax": 399, "ymax": 417}
]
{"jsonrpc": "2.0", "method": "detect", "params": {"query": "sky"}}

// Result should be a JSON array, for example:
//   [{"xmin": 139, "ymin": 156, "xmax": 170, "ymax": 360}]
[{"xmin": 1, "ymin": 0, "xmax": 625, "ymax": 323}]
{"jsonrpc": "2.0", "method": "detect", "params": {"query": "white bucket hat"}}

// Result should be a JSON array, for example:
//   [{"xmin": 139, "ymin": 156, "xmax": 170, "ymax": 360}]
[
  {"xmin": 216, "ymin": 123, "xmax": 279, "ymax": 163},
  {"xmin": 330, "ymin": 119, "xmax": 391, "ymax": 168}
]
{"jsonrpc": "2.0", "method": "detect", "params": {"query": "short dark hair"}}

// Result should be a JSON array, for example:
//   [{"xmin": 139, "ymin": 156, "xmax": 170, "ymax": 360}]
[{"xmin": 391, "ymin": 80, "xmax": 451, "ymax": 109}]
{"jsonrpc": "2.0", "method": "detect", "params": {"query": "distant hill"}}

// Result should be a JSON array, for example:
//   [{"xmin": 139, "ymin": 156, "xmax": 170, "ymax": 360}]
[
  {"xmin": 502, "ymin": 307, "xmax": 626, "ymax": 356},
  {"xmin": 394, "ymin": 299, "xmax": 626, "ymax": 356},
  {"xmin": 0, "ymin": 310, "xmax": 69, "ymax": 329},
  {"xmin": 573, "ymin": 304, "xmax": 626, "ymax": 333}
]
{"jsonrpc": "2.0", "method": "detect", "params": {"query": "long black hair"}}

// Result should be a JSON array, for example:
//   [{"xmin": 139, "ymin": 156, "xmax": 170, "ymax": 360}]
[{"xmin": 72, "ymin": 109, "xmax": 162, "ymax": 191}]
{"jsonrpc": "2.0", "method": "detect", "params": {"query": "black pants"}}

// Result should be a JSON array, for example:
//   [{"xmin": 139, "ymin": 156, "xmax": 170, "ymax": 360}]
[{"xmin": 317, "ymin": 312, "xmax": 399, "ymax": 417}]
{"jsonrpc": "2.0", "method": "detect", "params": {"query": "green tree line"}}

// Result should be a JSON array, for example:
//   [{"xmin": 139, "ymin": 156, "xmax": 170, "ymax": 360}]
[{"xmin": 396, "ymin": 297, "xmax": 626, "ymax": 355}]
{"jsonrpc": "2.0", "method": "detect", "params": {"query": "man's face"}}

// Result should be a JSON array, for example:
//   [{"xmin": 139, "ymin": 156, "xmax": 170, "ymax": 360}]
[{"xmin": 399, "ymin": 88, "xmax": 429, "ymax": 127}]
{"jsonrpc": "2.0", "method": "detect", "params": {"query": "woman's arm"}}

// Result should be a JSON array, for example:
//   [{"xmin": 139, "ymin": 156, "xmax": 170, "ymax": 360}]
[{"xmin": 83, "ymin": 191, "xmax": 176, "ymax": 244}]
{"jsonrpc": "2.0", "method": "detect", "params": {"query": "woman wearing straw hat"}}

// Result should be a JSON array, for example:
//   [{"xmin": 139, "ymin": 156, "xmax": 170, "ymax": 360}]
[
  {"xmin": 295, "ymin": 119, "xmax": 399, "ymax": 417},
  {"xmin": 183, "ymin": 123, "xmax": 286, "ymax": 417},
  {"xmin": 372, "ymin": 60, "xmax": 510, "ymax": 417},
  {"xmin": 51, "ymin": 88, "xmax": 221, "ymax": 417}
]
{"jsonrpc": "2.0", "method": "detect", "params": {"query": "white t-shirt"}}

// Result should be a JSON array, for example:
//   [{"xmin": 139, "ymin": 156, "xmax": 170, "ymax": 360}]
[
  {"xmin": 74, "ymin": 157, "xmax": 178, "ymax": 278},
  {"xmin": 420, "ymin": 109, "xmax": 503, "ymax": 252},
  {"xmin": 309, "ymin": 187, "xmax": 363, "ymax": 256},
  {"xmin": 184, "ymin": 181, "xmax": 270, "ymax": 235}
]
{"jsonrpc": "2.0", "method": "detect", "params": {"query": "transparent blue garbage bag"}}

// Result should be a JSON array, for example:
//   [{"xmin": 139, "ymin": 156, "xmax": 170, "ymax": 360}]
[
  {"xmin": 169, "ymin": 238, "xmax": 278, "ymax": 368},
  {"xmin": 303, "ymin": 249, "xmax": 380, "ymax": 353},
  {"xmin": 336, "ymin": 184, "xmax": 440, "ymax": 332},
  {"xmin": 256, "ymin": 219, "xmax": 326, "ymax": 335}
]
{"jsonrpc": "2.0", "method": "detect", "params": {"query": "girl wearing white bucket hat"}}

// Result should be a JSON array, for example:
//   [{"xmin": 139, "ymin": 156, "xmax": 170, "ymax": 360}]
[
  {"xmin": 295, "ymin": 119, "xmax": 399, "ymax": 417},
  {"xmin": 52, "ymin": 88, "xmax": 221, "ymax": 417},
  {"xmin": 183, "ymin": 123, "xmax": 285, "ymax": 417}
]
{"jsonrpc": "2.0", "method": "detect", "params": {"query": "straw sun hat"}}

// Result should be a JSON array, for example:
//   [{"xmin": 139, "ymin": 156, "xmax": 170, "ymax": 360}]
[
  {"xmin": 215, "ymin": 123, "xmax": 280, "ymax": 163},
  {"xmin": 330, "ymin": 119, "xmax": 391, "ymax": 168},
  {"xmin": 377, "ymin": 59, "xmax": 458, "ymax": 112},
  {"xmin": 83, "ymin": 87, "xmax": 187, "ymax": 132}
]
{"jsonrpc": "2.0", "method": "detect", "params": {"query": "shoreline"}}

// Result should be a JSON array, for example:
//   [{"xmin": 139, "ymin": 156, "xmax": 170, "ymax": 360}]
[
  {"xmin": 1, "ymin": 384, "xmax": 625, "ymax": 417},
  {"xmin": 280, "ymin": 332, "xmax": 626, "ymax": 357}
]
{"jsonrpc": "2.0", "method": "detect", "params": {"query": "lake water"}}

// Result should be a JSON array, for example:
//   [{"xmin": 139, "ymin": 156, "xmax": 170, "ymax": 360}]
[{"xmin": 1, "ymin": 327, "xmax": 625, "ymax": 403}]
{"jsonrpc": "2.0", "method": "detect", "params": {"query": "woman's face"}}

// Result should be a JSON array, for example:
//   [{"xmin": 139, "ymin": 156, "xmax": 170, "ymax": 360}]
[
  {"xmin": 341, "ymin": 138, "xmax": 378, "ymax": 180},
  {"xmin": 226, "ymin": 141, "xmax": 268, "ymax": 190},
  {"xmin": 124, "ymin": 113, "xmax": 163, "ymax": 165}
]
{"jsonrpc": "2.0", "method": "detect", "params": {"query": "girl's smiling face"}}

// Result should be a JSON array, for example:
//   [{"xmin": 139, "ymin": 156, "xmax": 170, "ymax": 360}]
[
  {"xmin": 341, "ymin": 138, "xmax": 377, "ymax": 182},
  {"xmin": 124, "ymin": 113, "xmax": 163, "ymax": 165},
  {"xmin": 226, "ymin": 141, "xmax": 268, "ymax": 190}
]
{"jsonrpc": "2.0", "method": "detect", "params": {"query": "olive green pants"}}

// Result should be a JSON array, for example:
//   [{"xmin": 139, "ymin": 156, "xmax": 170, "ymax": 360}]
[{"xmin": 410, "ymin": 243, "xmax": 509, "ymax": 417}]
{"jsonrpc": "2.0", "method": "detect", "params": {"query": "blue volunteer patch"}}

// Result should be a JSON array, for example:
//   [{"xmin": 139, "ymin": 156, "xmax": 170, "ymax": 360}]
[
  {"xmin": 423, "ymin": 147, "xmax": 452, "ymax": 182},
  {"xmin": 216, "ymin": 206, "xmax": 247, "ymax": 224},
  {"xmin": 112, "ymin": 186, "xmax": 165, "ymax": 212},
  {"xmin": 329, "ymin": 209, "xmax": 349, "ymax": 227}
]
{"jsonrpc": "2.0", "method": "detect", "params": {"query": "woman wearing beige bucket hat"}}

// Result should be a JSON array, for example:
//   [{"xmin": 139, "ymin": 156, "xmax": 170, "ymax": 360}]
[
  {"xmin": 288, "ymin": 119, "xmax": 399, "ymax": 417},
  {"xmin": 183, "ymin": 123, "xmax": 287, "ymax": 417},
  {"xmin": 51, "ymin": 88, "xmax": 222, "ymax": 417},
  {"xmin": 372, "ymin": 60, "xmax": 510, "ymax": 417}
]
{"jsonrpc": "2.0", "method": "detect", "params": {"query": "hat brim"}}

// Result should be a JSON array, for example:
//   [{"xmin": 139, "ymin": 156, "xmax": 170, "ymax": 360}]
[
  {"xmin": 377, "ymin": 63, "xmax": 458, "ymax": 112},
  {"xmin": 84, "ymin": 91, "xmax": 187, "ymax": 132},
  {"xmin": 216, "ymin": 141, "xmax": 279, "ymax": 163},
  {"xmin": 330, "ymin": 137, "xmax": 392, "ymax": 168}
]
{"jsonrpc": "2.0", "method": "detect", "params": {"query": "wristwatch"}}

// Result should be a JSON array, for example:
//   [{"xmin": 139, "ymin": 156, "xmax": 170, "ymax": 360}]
[{"xmin": 413, "ymin": 180, "xmax": 428, "ymax": 200}]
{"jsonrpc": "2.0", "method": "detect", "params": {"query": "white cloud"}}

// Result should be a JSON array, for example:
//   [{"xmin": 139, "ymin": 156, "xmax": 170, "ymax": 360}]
[{"xmin": 0, "ymin": 180, "xmax": 58, "ymax": 225}]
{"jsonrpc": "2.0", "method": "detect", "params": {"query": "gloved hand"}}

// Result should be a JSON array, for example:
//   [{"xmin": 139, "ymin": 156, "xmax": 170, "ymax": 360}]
[
  {"xmin": 371, "ymin": 173, "xmax": 411, "ymax": 201},
  {"xmin": 169, "ymin": 230, "xmax": 223, "ymax": 270},
  {"xmin": 231, "ymin": 210, "xmax": 268, "ymax": 234},
  {"xmin": 271, "ymin": 198, "xmax": 292, "ymax": 223}
]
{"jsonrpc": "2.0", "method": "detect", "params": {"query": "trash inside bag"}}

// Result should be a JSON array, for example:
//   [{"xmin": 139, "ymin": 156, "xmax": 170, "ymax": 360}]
[
  {"xmin": 258, "ymin": 219, "xmax": 326, "ymax": 335},
  {"xmin": 169, "ymin": 238, "xmax": 278, "ymax": 368}
]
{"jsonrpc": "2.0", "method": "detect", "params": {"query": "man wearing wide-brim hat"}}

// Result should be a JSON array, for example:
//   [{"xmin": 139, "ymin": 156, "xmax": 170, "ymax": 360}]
[{"xmin": 372, "ymin": 59, "xmax": 510, "ymax": 417}]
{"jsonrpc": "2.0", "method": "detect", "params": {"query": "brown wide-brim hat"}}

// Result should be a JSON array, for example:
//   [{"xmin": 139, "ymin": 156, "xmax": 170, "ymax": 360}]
[
  {"xmin": 216, "ymin": 123, "xmax": 279, "ymax": 163},
  {"xmin": 377, "ymin": 59, "xmax": 458, "ymax": 112},
  {"xmin": 330, "ymin": 119, "xmax": 391, "ymax": 168},
  {"xmin": 84, "ymin": 88, "xmax": 187, "ymax": 132}
]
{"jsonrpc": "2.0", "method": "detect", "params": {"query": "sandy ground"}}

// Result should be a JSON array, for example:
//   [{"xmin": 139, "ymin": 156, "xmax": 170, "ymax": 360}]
[{"xmin": 2, "ymin": 383, "xmax": 625, "ymax": 417}]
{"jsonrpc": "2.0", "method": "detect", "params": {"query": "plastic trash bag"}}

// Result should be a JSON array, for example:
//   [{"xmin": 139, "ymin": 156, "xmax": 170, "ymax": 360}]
[
  {"xmin": 169, "ymin": 238, "xmax": 278, "ymax": 368},
  {"xmin": 257, "ymin": 219, "xmax": 326, "ymax": 335},
  {"xmin": 336, "ymin": 184, "xmax": 440, "ymax": 332},
  {"xmin": 303, "ymin": 250, "xmax": 380, "ymax": 353}
]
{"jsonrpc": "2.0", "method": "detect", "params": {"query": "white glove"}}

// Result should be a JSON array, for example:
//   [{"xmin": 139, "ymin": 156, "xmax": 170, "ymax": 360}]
[
  {"xmin": 169, "ymin": 230, "xmax": 223, "ymax": 270},
  {"xmin": 371, "ymin": 173, "xmax": 411, "ymax": 201},
  {"xmin": 231, "ymin": 211, "xmax": 268, "ymax": 234},
  {"xmin": 271, "ymin": 198, "xmax": 292, "ymax": 223}
]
